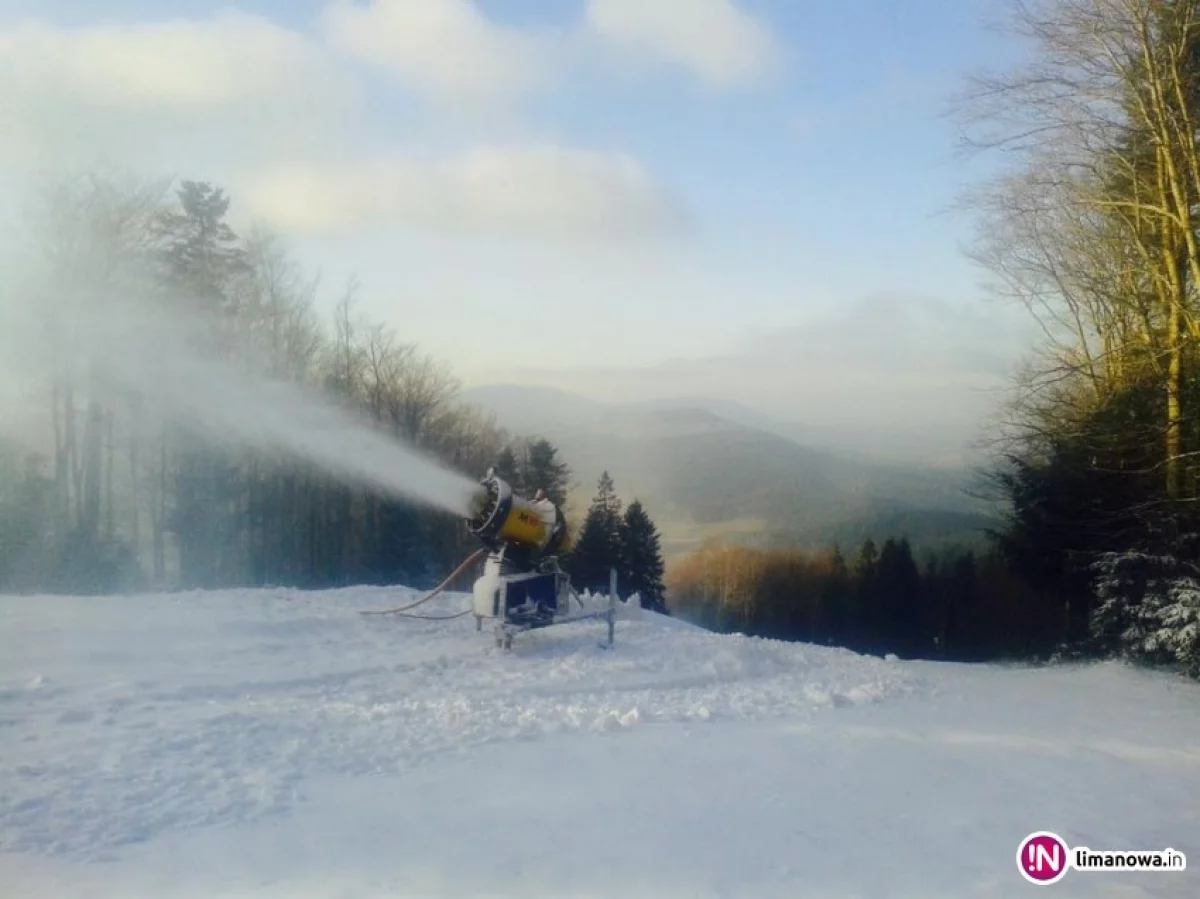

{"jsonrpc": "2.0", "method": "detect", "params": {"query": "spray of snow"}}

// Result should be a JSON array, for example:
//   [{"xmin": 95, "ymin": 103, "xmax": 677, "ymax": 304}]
[{"xmin": 0, "ymin": 263, "xmax": 482, "ymax": 518}]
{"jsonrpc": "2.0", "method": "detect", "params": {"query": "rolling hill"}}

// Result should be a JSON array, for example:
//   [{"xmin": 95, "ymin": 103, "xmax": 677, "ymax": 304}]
[{"xmin": 458, "ymin": 385, "xmax": 1001, "ymax": 558}]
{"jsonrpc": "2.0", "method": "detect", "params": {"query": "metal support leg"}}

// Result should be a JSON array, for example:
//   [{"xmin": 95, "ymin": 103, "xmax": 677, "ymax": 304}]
[
  {"xmin": 494, "ymin": 622, "xmax": 514, "ymax": 651},
  {"xmin": 606, "ymin": 567, "xmax": 617, "ymax": 648}
]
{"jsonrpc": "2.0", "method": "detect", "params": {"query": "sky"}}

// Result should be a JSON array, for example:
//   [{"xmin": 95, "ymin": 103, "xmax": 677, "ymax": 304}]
[{"xmin": 0, "ymin": 0, "xmax": 1035, "ymax": 458}]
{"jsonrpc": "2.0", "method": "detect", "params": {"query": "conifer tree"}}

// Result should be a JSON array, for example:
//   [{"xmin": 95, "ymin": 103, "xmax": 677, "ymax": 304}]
[
  {"xmin": 619, "ymin": 499, "xmax": 667, "ymax": 613},
  {"xmin": 521, "ymin": 438, "xmax": 571, "ymax": 507},
  {"xmin": 875, "ymin": 537, "xmax": 925, "ymax": 656},
  {"xmin": 854, "ymin": 538, "xmax": 880, "ymax": 652},
  {"xmin": 154, "ymin": 181, "xmax": 250, "ymax": 587},
  {"xmin": 494, "ymin": 445, "xmax": 523, "ymax": 494},
  {"xmin": 565, "ymin": 471, "xmax": 622, "ymax": 593}
]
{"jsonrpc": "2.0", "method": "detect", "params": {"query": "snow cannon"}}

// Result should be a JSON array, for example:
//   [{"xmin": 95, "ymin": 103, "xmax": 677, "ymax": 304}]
[
  {"xmin": 466, "ymin": 469, "xmax": 568, "ymax": 560},
  {"xmin": 466, "ymin": 469, "xmax": 616, "ymax": 650}
]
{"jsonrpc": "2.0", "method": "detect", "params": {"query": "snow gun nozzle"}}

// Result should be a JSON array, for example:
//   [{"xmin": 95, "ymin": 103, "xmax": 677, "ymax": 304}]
[{"xmin": 466, "ymin": 469, "xmax": 506, "ymax": 538}]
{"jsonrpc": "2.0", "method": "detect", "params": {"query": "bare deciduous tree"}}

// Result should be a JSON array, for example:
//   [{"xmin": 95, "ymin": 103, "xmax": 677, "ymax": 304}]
[{"xmin": 955, "ymin": 0, "xmax": 1200, "ymax": 501}]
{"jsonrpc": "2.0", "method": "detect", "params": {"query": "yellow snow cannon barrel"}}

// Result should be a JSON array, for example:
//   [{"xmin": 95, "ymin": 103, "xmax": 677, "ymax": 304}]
[{"xmin": 467, "ymin": 470, "xmax": 567, "ymax": 557}]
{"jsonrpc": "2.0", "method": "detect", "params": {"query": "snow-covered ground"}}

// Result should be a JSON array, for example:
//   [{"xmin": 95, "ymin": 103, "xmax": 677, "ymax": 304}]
[{"xmin": 2, "ymin": 586, "xmax": 1198, "ymax": 898}]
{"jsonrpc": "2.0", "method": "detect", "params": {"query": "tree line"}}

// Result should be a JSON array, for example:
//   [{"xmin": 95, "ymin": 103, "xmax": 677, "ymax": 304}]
[
  {"xmin": 0, "ymin": 174, "xmax": 667, "ymax": 605},
  {"xmin": 666, "ymin": 537, "xmax": 1061, "ymax": 661}
]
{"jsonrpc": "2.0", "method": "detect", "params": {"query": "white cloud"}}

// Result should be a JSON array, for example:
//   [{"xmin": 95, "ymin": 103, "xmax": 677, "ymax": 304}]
[
  {"xmin": 0, "ymin": 12, "xmax": 341, "ymax": 111},
  {"xmin": 0, "ymin": 2, "xmax": 782, "ymax": 177},
  {"xmin": 321, "ymin": 0, "xmax": 551, "ymax": 107},
  {"xmin": 319, "ymin": 0, "xmax": 779, "ymax": 105},
  {"xmin": 584, "ymin": 0, "xmax": 781, "ymax": 87},
  {"xmin": 239, "ymin": 144, "xmax": 688, "ymax": 238},
  {"xmin": 0, "ymin": 12, "xmax": 353, "ymax": 169}
]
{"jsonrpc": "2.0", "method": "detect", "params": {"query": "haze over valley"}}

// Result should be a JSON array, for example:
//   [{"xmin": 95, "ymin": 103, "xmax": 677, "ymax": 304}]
[{"xmin": 461, "ymin": 384, "xmax": 999, "ymax": 558}]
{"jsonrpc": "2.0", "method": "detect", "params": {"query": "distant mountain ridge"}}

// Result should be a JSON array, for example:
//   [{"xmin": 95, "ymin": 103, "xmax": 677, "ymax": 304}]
[{"xmin": 458, "ymin": 384, "xmax": 1000, "ymax": 558}]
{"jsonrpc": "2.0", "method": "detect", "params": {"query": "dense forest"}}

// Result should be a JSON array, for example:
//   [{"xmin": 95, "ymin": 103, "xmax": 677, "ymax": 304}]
[
  {"xmin": 0, "ymin": 175, "xmax": 667, "ymax": 605},
  {"xmin": 666, "ymin": 539, "xmax": 1062, "ymax": 662}
]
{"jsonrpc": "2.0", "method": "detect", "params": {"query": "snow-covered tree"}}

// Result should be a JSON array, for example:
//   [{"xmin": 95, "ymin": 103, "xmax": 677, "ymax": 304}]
[{"xmin": 1091, "ymin": 551, "xmax": 1200, "ymax": 677}]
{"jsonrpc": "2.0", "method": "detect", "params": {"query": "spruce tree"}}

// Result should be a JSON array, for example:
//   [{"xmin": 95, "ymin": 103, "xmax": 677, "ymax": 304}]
[
  {"xmin": 494, "ymin": 445, "xmax": 523, "ymax": 494},
  {"xmin": 154, "ymin": 180, "xmax": 250, "ymax": 315},
  {"xmin": 619, "ymin": 499, "xmax": 667, "ymax": 613},
  {"xmin": 154, "ymin": 181, "xmax": 250, "ymax": 588},
  {"xmin": 876, "ymin": 537, "xmax": 925, "ymax": 656},
  {"xmin": 521, "ymin": 438, "xmax": 571, "ymax": 507},
  {"xmin": 565, "ymin": 471, "xmax": 622, "ymax": 593},
  {"xmin": 822, "ymin": 545, "xmax": 852, "ymax": 644},
  {"xmin": 853, "ymin": 538, "xmax": 879, "ymax": 652}
]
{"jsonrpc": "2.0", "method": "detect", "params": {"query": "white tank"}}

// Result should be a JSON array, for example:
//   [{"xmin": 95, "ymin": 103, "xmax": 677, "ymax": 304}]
[{"xmin": 472, "ymin": 555, "xmax": 505, "ymax": 618}]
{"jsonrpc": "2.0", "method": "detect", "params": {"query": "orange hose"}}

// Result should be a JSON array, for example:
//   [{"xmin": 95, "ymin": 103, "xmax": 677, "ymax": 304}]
[{"xmin": 360, "ymin": 547, "xmax": 487, "ymax": 616}]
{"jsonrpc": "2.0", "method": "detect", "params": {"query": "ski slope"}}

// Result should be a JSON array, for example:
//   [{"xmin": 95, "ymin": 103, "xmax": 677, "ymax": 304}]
[{"xmin": 1, "ymin": 586, "xmax": 1198, "ymax": 898}]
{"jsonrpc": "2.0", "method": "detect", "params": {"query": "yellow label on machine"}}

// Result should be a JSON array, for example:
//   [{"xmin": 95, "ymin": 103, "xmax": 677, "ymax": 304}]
[{"xmin": 496, "ymin": 498, "xmax": 548, "ymax": 548}]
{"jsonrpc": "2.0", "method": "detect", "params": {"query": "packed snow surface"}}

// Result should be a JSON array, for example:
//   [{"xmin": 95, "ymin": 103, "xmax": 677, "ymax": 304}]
[{"xmin": 2, "ymin": 585, "xmax": 1198, "ymax": 898}]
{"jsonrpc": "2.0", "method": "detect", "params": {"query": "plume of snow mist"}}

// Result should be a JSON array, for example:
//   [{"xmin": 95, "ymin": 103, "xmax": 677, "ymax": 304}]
[{"xmin": 0, "ymin": 267, "xmax": 484, "ymax": 518}]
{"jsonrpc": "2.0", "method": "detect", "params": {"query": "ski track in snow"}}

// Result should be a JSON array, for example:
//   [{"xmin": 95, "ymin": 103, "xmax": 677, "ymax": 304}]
[{"xmin": 0, "ymin": 587, "xmax": 920, "ymax": 858}]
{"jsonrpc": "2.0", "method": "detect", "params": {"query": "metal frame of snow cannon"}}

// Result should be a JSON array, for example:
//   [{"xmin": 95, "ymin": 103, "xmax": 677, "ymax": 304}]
[{"xmin": 465, "ymin": 469, "xmax": 618, "ymax": 651}]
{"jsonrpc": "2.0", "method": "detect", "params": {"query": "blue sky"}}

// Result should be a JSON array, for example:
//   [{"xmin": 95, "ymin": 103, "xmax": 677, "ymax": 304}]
[{"xmin": 0, "ymin": 0, "xmax": 1032, "ymax": 459}]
